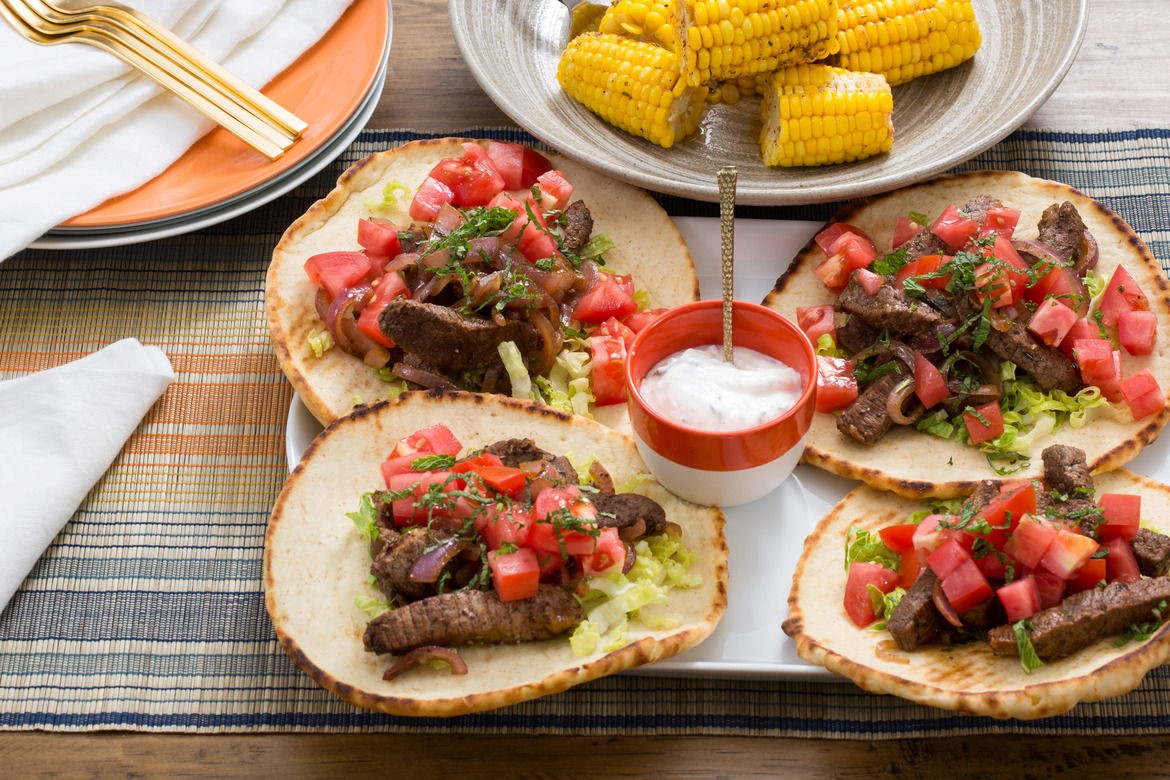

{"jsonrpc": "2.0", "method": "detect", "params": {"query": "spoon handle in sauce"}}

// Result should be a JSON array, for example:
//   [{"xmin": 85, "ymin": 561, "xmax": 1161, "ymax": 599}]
[{"xmin": 717, "ymin": 165, "xmax": 737, "ymax": 364}]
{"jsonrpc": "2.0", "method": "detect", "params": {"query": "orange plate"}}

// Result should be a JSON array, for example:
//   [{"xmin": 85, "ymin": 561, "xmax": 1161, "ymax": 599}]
[{"xmin": 63, "ymin": 0, "xmax": 389, "ymax": 228}]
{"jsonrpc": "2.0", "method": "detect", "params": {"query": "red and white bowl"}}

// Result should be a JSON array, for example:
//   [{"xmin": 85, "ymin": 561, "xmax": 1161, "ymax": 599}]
[{"xmin": 625, "ymin": 300, "xmax": 818, "ymax": 506}]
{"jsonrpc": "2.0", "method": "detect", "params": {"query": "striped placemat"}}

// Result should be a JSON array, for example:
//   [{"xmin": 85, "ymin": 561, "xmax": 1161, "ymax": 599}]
[{"xmin": 2, "ymin": 128, "xmax": 1170, "ymax": 737}]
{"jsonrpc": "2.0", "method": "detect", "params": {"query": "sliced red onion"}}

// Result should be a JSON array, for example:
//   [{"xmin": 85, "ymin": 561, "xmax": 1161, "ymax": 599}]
[
  {"xmin": 886, "ymin": 378, "xmax": 924, "ymax": 426},
  {"xmin": 382, "ymin": 645, "xmax": 468, "ymax": 682},
  {"xmin": 932, "ymin": 580, "xmax": 963, "ymax": 628},
  {"xmin": 409, "ymin": 538, "xmax": 475, "ymax": 584},
  {"xmin": 386, "ymin": 251, "xmax": 420, "ymax": 273},
  {"xmin": 325, "ymin": 284, "xmax": 372, "ymax": 353},
  {"xmin": 1078, "ymin": 229, "xmax": 1099, "ymax": 275},
  {"xmin": 432, "ymin": 203, "xmax": 463, "ymax": 236},
  {"xmin": 393, "ymin": 362, "xmax": 454, "ymax": 390},
  {"xmin": 622, "ymin": 541, "xmax": 637, "ymax": 574}
]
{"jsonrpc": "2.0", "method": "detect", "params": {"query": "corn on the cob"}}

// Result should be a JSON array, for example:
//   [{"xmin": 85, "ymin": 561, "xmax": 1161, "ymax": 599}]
[
  {"xmin": 599, "ymin": 0, "xmax": 687, "ymax": 53},
  {"xmin": 684, "ymin": 0, "xmax": 841, "ymax": 87},
  {"xmin": 831, "ymin": 0, "xmax": 981, "ymax": 87},
  {"xmin": 557, "ymin": 32, "xmax": 708, "ymax": 149},
  {"xmin": 758, "ymin": 64, "xmax": 893, "ymax": 167}
]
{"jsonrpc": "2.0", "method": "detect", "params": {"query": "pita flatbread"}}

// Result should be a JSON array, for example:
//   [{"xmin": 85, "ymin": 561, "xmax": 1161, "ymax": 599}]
[
  {"xmin": 764, "ymin": 170, "xmax": 1170, "ymax": 498},
  {"xmin": 783, "ymin": 468, "xmax": 1170, "ymax": 719},
  {"xmin": 264, "ymin": 390, "xmax": 727, "ymax": 717},
  {"xmin": 266, "ymin": 138, "xmax": 699, "ymax": 429}
]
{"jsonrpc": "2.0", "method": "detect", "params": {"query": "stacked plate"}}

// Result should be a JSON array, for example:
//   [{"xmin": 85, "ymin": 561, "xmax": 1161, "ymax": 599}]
[{"xmin": 32, "ymin": 0, "xmax": 392, "ymax": 250}]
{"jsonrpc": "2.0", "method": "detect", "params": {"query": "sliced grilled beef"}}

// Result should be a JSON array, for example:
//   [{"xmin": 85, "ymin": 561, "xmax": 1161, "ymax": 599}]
[
  {"xmin": 480, "ymin": 438, "xmax": 578, "ymax": 485},
  {"xmin": 378, "ymin": 298, "xmax": 539, "ymax": 376},
  {"xmin": 963, "ymin": 480, "xmax": 1003, "ymax": 518},
  {"xmin": 370, "ymin": 491, "xmax": 402, "ymax": 559},
  {"xmin": 592, "ymin": 492, "xmax": 667, "ymax": 540},
  {"xmin": 363, "ymin": 584, "xmax": 584, "ymax": 655},
  {"xmin": 1134, "ymin": 529, "xmax": 1170, "ymax": 577},
  {"xmin": 835, "ymin": 275, "xmax": 948, "ymax": 339},
  {"xmin": 560, "ymin": 200, "xmax": 594, "ymax": 255},
  {"xmin": 900, "ymin": 224, "xmax": 950, "ymax": 264},
  {"xmin": 887, "ymin": 568, "xmax": 945, "ymax": 651},
  {"xmin": 1037, "ymin": 201, "xmax": 1090, "ymax": 273},
  {"xmin": 1035, "ymin": 444, "xmax": 1101, "ymax": 531},
  {"xmin": 982, "ymin": 319, "xmax": 1080, "ymax": 393},
  {"xmin": 835, "ymin": 312, "xmax": 881, "ymax": 356},
  {"xmin": 988, "ymin": 577, "xmax": 1170, "ymax": 661},
  {"xmin": 959, "ymin": 194, "xmax": 1002, "ymax": 225},
  {"xmin": 837, "ymin": 365, "xmax": 907, "ymax": 445},
  {"xmin": 371, "ymin": 527, "xmax": 451, "ymax": 602}
]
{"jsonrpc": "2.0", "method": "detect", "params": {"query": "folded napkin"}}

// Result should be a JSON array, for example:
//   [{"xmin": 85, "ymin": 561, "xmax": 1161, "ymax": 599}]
[
  {"xmin": 0, "ymin": 0, "xmax": 354, "ymax": 260},
  {"xmin": 0, "ymin": 339, "xmax": 174, "ymax": 613}
]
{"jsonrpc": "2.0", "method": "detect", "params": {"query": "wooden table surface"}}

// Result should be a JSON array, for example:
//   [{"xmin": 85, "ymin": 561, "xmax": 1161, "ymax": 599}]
[{"xmin": 6, "ymin": 1, "xmax": 1170, "ymax": 777}]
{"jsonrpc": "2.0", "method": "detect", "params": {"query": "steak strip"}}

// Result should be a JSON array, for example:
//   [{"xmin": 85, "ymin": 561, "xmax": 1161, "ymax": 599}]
[
  {"xmin": 987, "ymin": 577, "xmax": 1170, "ymax": 661},
  {"xmin": 363, "ymin": 584, "xmax": 584, "ymax": 655},
  {"xmin": 378, "ymin": 298, "xmax": 539, "ymax": 376}
]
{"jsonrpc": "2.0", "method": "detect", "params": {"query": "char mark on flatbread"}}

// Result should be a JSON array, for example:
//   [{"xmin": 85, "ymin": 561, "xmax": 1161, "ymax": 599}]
[
  {"xmin": 987, "ymin": 577, "xmax": 1170, "ymax": 662},
  {"xmin": 364, "ymin": 585, "xmax": 585, "ymax": 655}
]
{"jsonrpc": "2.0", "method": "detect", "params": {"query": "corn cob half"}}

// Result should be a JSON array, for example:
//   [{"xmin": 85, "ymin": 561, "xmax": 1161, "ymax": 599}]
[
  {"xmin": 831, "ymin": 0, "xmax": 982, "ymax": 87},
  {"xmin": 684, "ymin": 0, "xmax": 841, "ymax": 87},
  {"xmin": 759, "ymin": 64, "xmax": 893, "ymax": 167},
  {"xmin": 599, "ymin": 0, "xmax": 688, "ymax": 54},
  {"xmin": 557, "ymin": 32, "xmax": 708, "ymax": 149}
]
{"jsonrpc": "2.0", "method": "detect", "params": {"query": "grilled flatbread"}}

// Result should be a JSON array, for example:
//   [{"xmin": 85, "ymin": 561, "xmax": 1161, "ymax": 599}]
[
  {"xmin": 266, "ymin": 137, "xmax": 699, "ymax": 429},
  {"xmin": 783, "ymin": 468, "xmax": 1170, "ymax": 720},
  {"xmin": 264, "ymin": 390, "xmax": 728, "ymax": 717},
  {"xmin": 764, "ymin": 170, "xmax": 1170, "ymax": 498}
]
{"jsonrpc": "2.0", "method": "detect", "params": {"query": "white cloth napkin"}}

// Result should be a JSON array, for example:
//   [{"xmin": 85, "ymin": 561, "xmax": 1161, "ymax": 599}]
[
  {"xmin": 0, "ymin": 0, "xmax": 354, "ymax": 260},
  {"xmin": 0, "ymin": 339, "xmax": 174, "ymax": 613}
]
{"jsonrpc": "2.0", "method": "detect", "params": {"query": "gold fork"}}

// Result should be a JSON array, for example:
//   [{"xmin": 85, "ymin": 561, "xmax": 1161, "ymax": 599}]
[
  {"xmin": 27, "ymin": 0, "xmax": 307, "ymax": 140},
  {"xmin": 0, "ymin": 0, "xmax": 293, "ymax": 159}
]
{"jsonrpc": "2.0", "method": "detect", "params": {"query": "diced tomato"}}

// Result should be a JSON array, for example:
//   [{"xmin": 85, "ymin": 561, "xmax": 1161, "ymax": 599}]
[
  {"xmin": 535, "ymin": 169, "xmax": 574, "ymax": 210},
  {"xmin": 983, "ymin": 234, "xmax": 1031, "ymax": 303},
  {"xmin": 623, "ymin": 307, "xmax": 668, "ymax": 334},
  {"xmin": 409, "ymin": 176, "xmax": 455, "ymax": 221},
  {"xmin": 898, "ymin": 549, "xmax": 921, "ymax": 589},
  {"xmin": 814, "ymin": 355, "xmax": 858, "ymax": 412},
  {"xmin": 892, "ymin": 214, "xmax": 924, "ymax": 248},
  {"xmin": 1102, "ymin": 535, "xmax": 1142, "ymax": 583},
  {"xmin": 391, "ymin": 423, "xmax": 462, "ymax": 459},
  {"xmin": 534, "ymin": 548, "xmax": 566, "ymax": 579},
  {"xmin": 530, "ymin": 487, "xmax": 600, "ymax": 555},
  {"xmin": 574, "ymin": 273, "xmax": 638, "ymax": 324},
  {"xmin": 589, "ymin": 329, "xmax": 630, "ymax": 406},
  {"xmin": 387, "ymin": 469, "xmax": 456, "ymax": 525},
  {"xmin": 579, "ymin": 526, "xmax": 626, "ymax": 575},
  {"xmin": 978, "ymin": 481, "xmax": 1035, "ymax": 548},
  {"xmin": 843, "ymin": 561, "xmax": 898, "ymax": 628},
  {"xmin": 997, "ymin": 576, "xmax": 1041, "ymax": 622},
  {"xmin": 1097, "ymin": 493, "xmax": 1142, "ymax": 541},
  {"xmin": 814, "ymin": 223, "xmax": 877, "ymax": 290},
  {"xmin": 485, "ymin": 141, "xmax": 553, "ymax": 190},
  {"xmin": 1059, "ymin": 318, "xmax": 1101, "ymax": 359},
  {"xmin": 1027, "ymin": 298, "xmax": 1079, "ymax": 347},
  {"xmin": 1025, "ymin": 262, "xmax": 1089, "ymax": 316},
  {"xmin": 1067, "ymin": 556, "xmax": 1107, "ymax": 594},
  {"xmin": 489, "ymin": 547, "xmax": 541, "ymax": 602},
  {"xmin": 963, "ymin": 400, "xmax": 1004, "ymax": 445},
  {"xmin": 1032, "ymin": 568, "xmax": 1066, "ymax": 609},
  {"xmin": 1004, "ymin": 515, "xmax": 1059, "ymax": 570},
  {"xmin": 978, "ymin": 205, "xmax": 1022, "ymax": 238},
  {"xmin": 597, "ymin": 316, "xmax": 636, "ymax": 348},
  {"xmin": 1038, "ymin": 528, "xmax": 1098, "ymax": 579},
  {"xmin": 913, "ymin": 352, "xmax": 949, "ymax": 409},
  {"xmin": 426, "ymin": 143, "xmax": 507, "ymax": 207},
  {"xmin": 355, "ymin": 271, "xmax": 408, "ymax": 348},
  {"xmin": 930, "ymin": 204, "xmax": 979, "ymax": 250},
  {"xmin": 490, "ymin": 191, "xmax": 559, "ymax": 263},
  {"xmin": 974, "ymin": 261, "xmax": 1014, "ymax": 309},
  {"xmin": 357, "ymin": 218, "xmax": 403, "ymax": 258},
  {"xmin": 450, "ymin": 452, "xmax": 504, "ymax": 474},
  {"xmin": 304, "ymin": 251, "xmax": 373, "ymax": 301},
  {"xmin": 927, "ymin": 538, "xmax": 972, "ymax": 580},
  {"xmin": 894, "ymin": 253, "xmax": 950, "ymax": 290},
  {"xmin": 1118, "ymin": 309, "xmax": 1158, "ymax": 356},
  {"xmin": 1119, "ymin": 369, "xmax": 1167, "ymax": 421},
  {"xmin": 1072, "ymin": 338, "xmax": 1122, "ymax": 399},
  {"xmin": 912, "ymin": 513, "xmax": 961, "ymax": 561},
  {"xmin": 797, "ymin": 304, "xmax": 836, "ymax": 344},
  {"xmin": 471, "ymin": 465, "xmax": 530, "ymax": 497},
  {"xmin": 478, "ymin": 505, "xmax": 532, "ymax": 550},
  {"xmin": 975, "ymin": 549, "xmax": 1007, "ymax": 580},
  {"xmin": 1099, "ymin": 264, "xmax": 1150, "ymax": 327},
  {"xmin": 940, "ymin": 559, "xmax": 994, "ymax": 613},
  {"xmin": 878, "ymin": 523, "xmax": 918, "ymax": 554}
]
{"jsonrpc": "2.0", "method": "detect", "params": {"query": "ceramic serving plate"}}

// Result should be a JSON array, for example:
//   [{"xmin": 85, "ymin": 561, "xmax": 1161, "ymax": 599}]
[{"xmin": 448, "ymin": 0, "xmax": 1087, "ymax": 205}]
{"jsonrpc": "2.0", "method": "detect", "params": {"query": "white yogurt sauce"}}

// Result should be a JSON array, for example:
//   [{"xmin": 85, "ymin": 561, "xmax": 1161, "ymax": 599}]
[{"xmin": 639, "ymin": 344, "xmax": 804, "ymax": 432}]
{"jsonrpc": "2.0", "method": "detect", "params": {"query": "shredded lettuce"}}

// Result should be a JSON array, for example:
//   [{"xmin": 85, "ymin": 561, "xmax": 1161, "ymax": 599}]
[
  {"xmin": 845, "ymin": 525, "xmax": 899, "ymax": 571},
  {"xmin": 578, "ymin": 233, "xmax": 615, "ymax": 262},
  {"xmin": 363, "ymin": 179, "xmax": 412, "ymax": 213},
  {"xmin": 986, "ymin": 362, "xmax": 1114, "ymax": 459},
  {"xmin": 307, "ymin": 329, "xmax": 334, "ymax": 358},
  {"xmin": 347, "ymin": 491, "xmax": 379, "ymax": 542},
  {"xmin": 355, "ymin": 592, "xmax": 392, "ymax": 617},
  {"xmin": 815, "ymin": 333, "xmax": 845, "ymax": 357},
  {"xmin": 535, "ymin": 338, "xmax": 595, "ymax": 416},
  {"xmin": 1013, "ymin": 620, "xmax": 1044, "ymax": 673},
  {"xmin": 497, "ymin": 340, "xmax": 534, "ymax": 400},
  {"xmin": 569, "ymin": 533, "xmax": 702, "ymax": 656}
]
